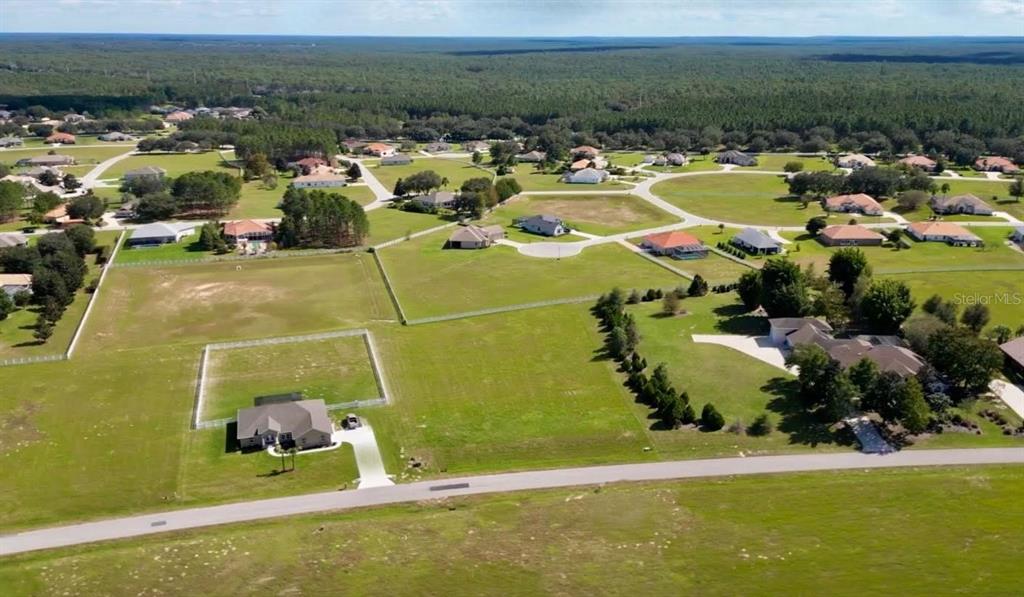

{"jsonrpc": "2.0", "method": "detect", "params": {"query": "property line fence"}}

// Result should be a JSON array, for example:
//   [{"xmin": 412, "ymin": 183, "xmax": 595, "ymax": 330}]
[
  {"xmin": 707, "ymin": 246, "xmax": 761, "ymax": 270},
  {"xmin": 191, "ymin": 328, "xmax": 391, "ymax": 430},
  {"xmin": 372, "ymin": 250, "xmax": 408, "ymax": 324},
  {"xmin": 405, "ymin": 294, "xmax": 602, "ymax": 326},
  {"xmin": 0, "ymin": 354, "xmax": 66, "ymax": 367},
  {"xmin": 372, "ymin": 220, "xmax": 459, "ymax": 250},
  {"xmin": 629, "ymin": 247, "xmax": 694, "ymax": 280},
  {"xmin": 110, "ymin": 246, "xmax": 364, "ymax": 269}
]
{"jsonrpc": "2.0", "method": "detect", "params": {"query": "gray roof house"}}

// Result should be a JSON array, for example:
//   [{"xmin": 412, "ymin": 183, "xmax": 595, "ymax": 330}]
[
  {"xmin": 0, "ymin": 233, "xmax": 29, "ymax": 248},
  {"xmin": 515, "ymin": 150, "xmax": 546, "ymax": 163},
  {"xmin": 560, "ymin": 168, "xmax": 609, "ymax": 184},
  {"xmin": 126, "ymin": 222, "xmax": 196, "ymax": 247},
  {"xmin": 236, "ymin": 399, "xmax": 334, "ymax": 451},
  {"xmin": 930, "ymin": 194, "xmax": 994, "ymax": 216},
  {"xmin": 665, "ymin": 152, "xmax": 687, "ymax": 166},
  {"xmin": 1011, "ymin": 226, "xmax": 1024, "ymax": 245},
  {"xmin": 123, "ymin": 165, "xmax": 167, "ymax": 182},
  {"xmin": 0, "ymin": 136, "xmax": 24, "ymax": 148},
  {"xmin": 715, "ymin": 150, "xmax": 757, "ymax": 167},
  {"xmin": 731, "ymin": 227, "xmax": 782, "ymax": 255},
  {"xmin": 424, "ymin": 142, "xmax": 451, "ymax": 153},
  {"xmin": 446, "ymin": 224, "xmax": 505, "ymax": 249},
  {"xmin": 517, "ymin": 214, "xmax": 569, "ymax": 237},
  {"xmin": 412, "ymin": 190, "xmax": 457, "ymax": 210},
  {"xmin": 769, "ymin": 317, "xmax": 833, "ymax": 347},
  {"xmin": 17, "ymin": 154, "xmax": 75, "ymax": 167},
  {"xmin": 380, "ymin": 153, "xmax": 413, "ymax": 166},
  {"xmin": 98, "ymin": 132, "xmax": 135, "ymax": 142}
]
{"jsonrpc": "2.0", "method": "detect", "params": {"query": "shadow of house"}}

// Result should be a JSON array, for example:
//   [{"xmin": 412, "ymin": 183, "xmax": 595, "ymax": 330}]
[
  {"xmin": 224, "ymin": 421, "xmax": 241, "ymax": 454},
  {"xmin": 761, "ymin": 377, "xmax": 852, "ymax": 449}
]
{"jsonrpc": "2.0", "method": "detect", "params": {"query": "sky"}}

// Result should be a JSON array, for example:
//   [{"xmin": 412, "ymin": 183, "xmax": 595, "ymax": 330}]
[{"xmin": 0, "ymin": 0, "xmax": 1022, "ymax": 37}]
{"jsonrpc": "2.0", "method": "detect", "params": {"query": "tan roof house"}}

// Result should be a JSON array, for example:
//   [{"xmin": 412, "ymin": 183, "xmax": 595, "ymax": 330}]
[
  {"xmin": 641, "ymin": 230, "xmax": 708, "ymax": 260},
  {"xmin": 290, "ymin": 165, "xmax": 347, "ymax": 189},
  {"xmin": 836, "ymin": 154, "xmax": 876, "ymax": 169},
  {"xmin": 974, "ymin": 156, "xmax": 1019, "ymax": 174},
  {"xmin": 899, "ymin": 155, "xmax": 937, "ymax": 171},
  {"xmin": 907, "ymin": 221, "xmax": 983, "ymax": 246},
  {"xmin": 930, "ymin": 194, "xmax": 994, "ymax": 216},
  {"xmin": 818, "ymin": 225, "xmax": 885, "ymax": 246},
  {"xmin": 1001, "ymin": 337, "xmax": 1024, "ymax": 375},
  {"xmin": 445, "ymin": 224, "xmax": 505, "ymax": 249},
  {"xmin": 364, "ymin": 143, "xmax": 396, "ymax": 157},
  {"xmin": 0, "ymin": 273, "xmax": 32, "ymax": 297},
  {"xmin": 164, "ymin": 111, "xmax": 193, "ymax": 123},
  {"xmin": 823, "ymin": 193, "xmax": 884, "ymax": 216}
]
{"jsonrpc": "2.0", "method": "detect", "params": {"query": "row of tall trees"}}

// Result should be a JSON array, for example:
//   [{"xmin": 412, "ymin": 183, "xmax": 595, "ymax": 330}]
[{"xmin": 276, "ymin": 188, "xmax": 368, "ymax": 249}]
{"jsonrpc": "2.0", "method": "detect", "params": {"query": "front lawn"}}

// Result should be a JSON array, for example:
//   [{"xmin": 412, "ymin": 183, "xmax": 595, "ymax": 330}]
[
  {"xmin": 364, "ymin": 207, "xmax": 452, "ymax": 246},
  {"xmin": 651, "ymin": 172, "xmax": 829, "ymax": 226},
  {"xmin": 369, "ymin": 157, "xmax": 493, "ymax": 193},
  {"xmin": 749, "ymin": 153, "xmax": 837, "ymax": 172},
  {"xmin": 101, "ymin": 151, "xmax": 235, "ymax": 179},
  {"xmin": 495, "ymin": 193, "xmax": 679, "ymax": 236}
]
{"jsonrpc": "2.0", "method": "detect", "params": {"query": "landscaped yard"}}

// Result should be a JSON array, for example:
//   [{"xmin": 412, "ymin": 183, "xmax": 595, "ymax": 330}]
[
  {"xmin": 6, "ymin": 466, "xmax": 1020, "ymax": 596},
  {"xmin": 369, "ymin": 157, "xmax": 493, "ymax": 193},
  {"xmin": 495, "ymin": 193, "xmax": 679, "ymax": 236},
  {"xmin": 101, "ymin": 151, "xmax": 235, "ymax": 179},
  {"xmin": 85, "ymin": 253, "xmax": 393, "ymax": 350},
  {"xmin": 377, "ymin": 231, "xmax": 684, "ymax": 319},
  {"xmin": 201, "ymin": 334, "xmax": 379, "ymax": 421},
  {"xmin": 651, "ymin": 172, "xmax": 830, "ymax": 226}
]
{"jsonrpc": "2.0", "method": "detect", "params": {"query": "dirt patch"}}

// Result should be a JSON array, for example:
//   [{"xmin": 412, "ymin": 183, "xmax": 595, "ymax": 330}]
[
  {"xmin": 526, "ymin": 196, "xmax": 653, "ymax": 225},
  {"xmin": 0, "ymin": 401, "xmax": 44, "ymax": 453}
]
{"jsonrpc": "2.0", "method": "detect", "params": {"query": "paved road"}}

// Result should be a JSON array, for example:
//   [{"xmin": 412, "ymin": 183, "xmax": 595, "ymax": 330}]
[
  {"xmin": 81, "ymin": 148, "xmax": 137, "ymax": 188},
  {"xmin": 3, "ymin": 448, "xmax": 1022, "ymax": 556}
]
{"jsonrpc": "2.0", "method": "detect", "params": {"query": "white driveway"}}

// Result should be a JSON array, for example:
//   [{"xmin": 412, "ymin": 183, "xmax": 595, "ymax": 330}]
[
  {"xmin": 691, "ymin": 334, "xmax": 794, "ymax": 373},
  {"xmin": 336, "ymin": 425, "xmax": 393, "ymax": 488},
  {"xmin": 989, "ymin": 379, "xmax": 1024, "ymax": 419}
]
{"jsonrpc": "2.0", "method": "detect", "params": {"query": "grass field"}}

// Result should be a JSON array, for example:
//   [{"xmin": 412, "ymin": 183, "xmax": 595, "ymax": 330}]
[
  {"xmin": 377, "ymin": 231, "xmax": 684, "ymax": 319},
  {"xmin": 495, "ymin": 193, "xmax": 679, "ymax": 236},
  {"xmin": 510, "ymin": 170, "xmax": 630, "ymax": 191},
  {"xmin": 101, "ymin": 151, "xmax": 234, "ymax": 179},
  {"xmin": 113, "ymin": 232, "xmax": 215, "ymax": 264},
  {"xmin": 0, "ymin": 230, "xmax": 121, "ymax": 359},
  {"xmin": 1, "ymin": 144, "xmax": 130, "ymax": 168},
  {"xmin": 749, "ymin": 153, "xmax": 837, "ymax": 172},
  {"xmin": 202, "ymin": 335, "xmax": 379, "ymax": 421},
  {"xmin": 364, "ymin": 207, "xmax": 452, "ymax": 246},
  {"xmin": 84, "ymin": 254, "xmax": 393, "ymax": 350},
  {"xmin": 781, "ymin": 227, "xmax": 1024, "ymax": 274},
  {"xmin": 369, "ymin": 157, "xmax": 492, "ymax": 192},
  {"xmin": 644, "ymin": 155, "xmax": 724, "ymax": 173},
  {"xmin": 5, "ymin": 466, "xmax": 1020, "ymax": 595},
  {"xmin": 651, "ymin": 173, "xmax": 829, "ymax": 226},
  {"xmin": 880, "ymin": 271, "xmax": 1024, "ymax": 331}
]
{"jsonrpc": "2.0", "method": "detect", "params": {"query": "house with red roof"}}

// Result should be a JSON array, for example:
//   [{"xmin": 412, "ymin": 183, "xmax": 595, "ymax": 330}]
[
  {"xmin": 45, "ymin": 132, "xmax": 76, "ymax": 145},
  {"xmin": 817, "ymin": 225, "xmax": 885, "ymax": 247},
  {"xmin": 364, "ymin": 143, "xmax": 396, "ymax": 157},
  {"xmin": 907, "ymin": 221, "xmax": 983, "ymax": 247},
  {"xmin": 974, "ymin": 156, "xmax": 1019, "ymax": 174},
  {"xmin": 641, "ymin": 230, "xmax": 708, "ymax": 260},
  {"xmin": 898, "ymin": 155, "xmax": 937, "ymax": 172},
  {"xmin": 223, "ymin": 220, "xmax": 272, "ymax": 244}
]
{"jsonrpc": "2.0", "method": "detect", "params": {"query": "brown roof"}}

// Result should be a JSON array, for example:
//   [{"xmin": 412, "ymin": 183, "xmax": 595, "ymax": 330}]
[
  {"xmin": 296, "ymin": 157, "xmax": 327, "ymax": 168},
  {"xmin": 572, "ymin": 145, "xmax": 600, "ymax": 155},
  {"xmin": 46, "ymin": 132, "xmax": 75, "ymax": 143},
  {"xmin": 448, "ymin": 224, "xmax": 504, "ymax": 244},
  {"xmin": 1001, "ymin": 337, "xmax": 1024, "ymax": 368},
  {"xmin": 644, "ymin": 230, "xmax": 702, "ymax": 250},
  {"xmin": 223, "ymin": 220, "xmax": 270, "ymax": 237},
  {"xmin": 0, "ymin": 273, "xmax": 32, "ymax": 287},
  {"xmin": 819, "ymin": 225, "xmax": 884, "ymax": 242},
  {"xmin": 824, "ymin": 193, "xmax": 883, "ymax": 213},
  {"xmin": 975, "ymin": 156, "xmax": 1019, "ymax": 172},
  {"xmin": 907, "ymin": 221, "xmax": 980, "ymax": 240},
  {"xmin": 899, "ymin": 155, "xmax": 936, "ymax": 168}
]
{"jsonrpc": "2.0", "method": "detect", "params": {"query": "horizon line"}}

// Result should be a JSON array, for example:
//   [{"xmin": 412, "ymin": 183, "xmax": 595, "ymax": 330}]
[{"xmin": 0, "ymin": 32, "xmax": 1021, "ymax": 40}]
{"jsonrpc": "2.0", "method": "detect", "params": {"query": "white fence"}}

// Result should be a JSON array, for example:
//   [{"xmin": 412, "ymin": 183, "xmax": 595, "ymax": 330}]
[
  {"xmin": 372, "ymin": 250, "xmax": 408, "ymax": 324},
  {"xmin": 405, "ymin": 294, "xmax": 602, "ymax": 326},
  {"xmin": 110, "ymin": 246, "xmax": 363, "ymax": 269}
]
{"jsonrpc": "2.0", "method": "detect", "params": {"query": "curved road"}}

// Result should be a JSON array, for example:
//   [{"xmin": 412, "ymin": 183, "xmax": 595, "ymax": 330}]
[{"xmin": 3, "ymin": 448, "xmax": 1022, "ymax": 556}]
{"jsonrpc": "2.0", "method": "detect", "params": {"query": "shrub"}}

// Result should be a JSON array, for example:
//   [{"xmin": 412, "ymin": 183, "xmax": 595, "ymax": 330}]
[
  {"xmin": 701, "ymin": 403, "xmax": 725, "ymax": 431},
  {"xmin": 748, "ymin": 413, "xmax": 773, "ymax": 436}
]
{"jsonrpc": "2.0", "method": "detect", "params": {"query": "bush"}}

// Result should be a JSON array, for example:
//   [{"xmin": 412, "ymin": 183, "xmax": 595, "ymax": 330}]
[
  {"xmin": 94, "ymin": 244, "xmax": 113, "ymax": 265},
  {"xmin": 701, "ymin": 403, "xmax": 725, "ymax": 431},
  {"xmin": 747, "ymin": 413, "xmax": 773, "ymax": 436},
  {"xmin": 85, "ymin": 278, "xmax": 100, "ymax": 293}
]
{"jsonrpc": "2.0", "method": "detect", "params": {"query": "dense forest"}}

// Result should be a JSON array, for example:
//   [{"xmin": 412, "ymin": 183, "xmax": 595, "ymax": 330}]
[{"xmin": 1, "ymin": 35, "xmax": 1022, "ymax": 159}]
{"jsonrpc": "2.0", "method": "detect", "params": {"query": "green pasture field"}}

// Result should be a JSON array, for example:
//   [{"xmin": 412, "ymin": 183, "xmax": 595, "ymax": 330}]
[
  {"xmin": 377, "ymin": 231, "xmax": 684, "ymax": 319},
  {"xmin": 0, "ymin": 230, "xmax": 120, "ymax": 359},
  {"xmin": 101, "ymin": 151, "xmax": 233, "ymax": 179},
  {"xmin": 364, "ymin": 207, "xmax": 452, "ymax": 246},
  {"xmin": 1, "ymin": 144, "xmax": 130, "ymax": 167},
  {"xmin": 6, "ymin": 466, "xmax": 1020, "ymax": 595},
  {"xmin": 83, "ymin": 253, "xmax": 393, "ymax": 350},
  {"xmin": 879, "ymin": 271, "xmax": 1024, "ymax": 332},
  {"xmin": 651, "ymin": 172, "xmax": 829, "ymax": 226},
  {"xmin": 509, "ymin": 170, "xmax": 630, "ymax": 191},
  {"xmin": 201, "ymin": 335, "xmax": 379, "ymax": 421},
  {"xmin": 495, "ymin": 193, "xmax": 679, "ymax": 236},
  {"xmin": 749, "ymin": 153, "xmax": 837, "ymax": 172}
]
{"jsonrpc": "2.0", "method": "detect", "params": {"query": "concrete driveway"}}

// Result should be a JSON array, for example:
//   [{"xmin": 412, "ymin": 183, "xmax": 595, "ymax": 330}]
[
  {"xmin": 336, "ymin": 425, "xmax": 393, "ymax": 488},
  {"xmin": 691, "ymin": 334, "xmax": 794, "ymax": 373}
]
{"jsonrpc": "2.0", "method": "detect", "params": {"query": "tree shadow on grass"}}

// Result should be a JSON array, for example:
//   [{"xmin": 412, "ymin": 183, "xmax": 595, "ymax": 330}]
[
  {"xmin": 762, "ymin": 377, "xmax": 853, "ymax": 448},
  {"xmin": 712, "ymin": 303, "xmax": 767, "ymax": 335}
]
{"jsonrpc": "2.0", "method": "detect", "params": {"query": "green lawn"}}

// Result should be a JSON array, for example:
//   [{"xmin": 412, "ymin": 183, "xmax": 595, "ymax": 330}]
[
  {"xmin": 880, "ymin": 271, "xmax": 1024, "ymax": 332},
  {"xmin": 6, "ymin": 466, "xmax": 1020, "ymax": 595},
  {"xmin": 369, "ymin": 157, "xmax": 493, "ymax": 193},
  {"xmin": 364, "ymin": 207, "xmax": 452, "ymax": 246},
  {"xmin": 651, "ymin": 173, "xmax": 831, "ymax": 226},
  {"xmin": 509, "ymin": 170, "xmax": 630, "ymax": 192},
  {"xmin": 101, "ymin": 151, "xmax": 235, "ymax": 179},
  {"xmin": 84, "ymin": 253, "xmax": 393, "ymax": 350},
  {"xmin": 494, "ymin": 194, "xmax": 679, "ymax": 236},
  {"xmin": 750, "ymin": 153, "xmax": 837, "ymax": 172},
  {"xmin": 604, "ymin": 151, "xmax": 648, "ymax": 167},
  {"xmin": 0, "ymin": 230, "xmax": 121, "ymax": 359},
  {"xmin": 781, "ymin": 227, "xmax": 1024, "ymax": 274},
  {"xmin": 378, "ymin": 232, "xmax": 684, "ymax": 319},
  {"xmin": 114, "ymin": 232, "xmax": 216, "ymax": 264},
  {"xmin": 644, "ymin": 155, "xmax": 723, "ymax": 173},
  {"xmin": 1, "ymin": 144, "xmax": 130, "ymax": 167},
  {"xmin": 202, "ymin": 335, "xmax": 379, "ymax": 421}
]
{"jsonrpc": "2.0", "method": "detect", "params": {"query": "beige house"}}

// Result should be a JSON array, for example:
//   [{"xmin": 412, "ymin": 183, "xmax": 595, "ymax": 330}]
[
  {"xmin": 836, "ymin": 154, "xmax": 876, "ymax": 169},
  {"xmin": 0, "ymin": 273, "xmax": 32, "ymax": 297},
  {"xmin": 898, "ymin": 155, "xmax": 937, "ymax": 171},
  {"xmin": 823, "ymin": 193, "xmax": 884, "ymax": 216},
  {"xmin": 929, "ymin": 194, "xmax": 993, "ymax": 216},
  {"xmin": 290, "ymin": 166, "xmax": 347, "ymax": 189},
  {"xmin": 817, "ymin": 225, "xmax": 885, "ymax": 246},
  {"xmin": 907, "ymin": 221, "xmax": 983, "ymax": 246},
  {"xmin": 446, "ymin": 224, "xmax": 505, "ymax": 249}
]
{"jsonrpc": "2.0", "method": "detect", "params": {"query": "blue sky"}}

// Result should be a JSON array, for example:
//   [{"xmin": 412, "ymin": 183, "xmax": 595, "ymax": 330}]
[{"xmin": 1, "ymin": 0, "xmax": 1022, "ymax": 37}]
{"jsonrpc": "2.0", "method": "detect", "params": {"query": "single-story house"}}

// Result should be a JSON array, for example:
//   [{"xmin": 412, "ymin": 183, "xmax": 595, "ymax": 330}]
[
  {"xmin": 380, "ymin": 154, "xmax": 413, "ymax": 166},
  {"xmin": 899, "ymin": 155, "xmax": 937, "ymax": 172},
  {"xmin": 652, "ymin": 156, "xmax": 668, "ymax": 167},
  {"xmin": 0, "ymin": 136, "xmax": 24, "ymax": 148},
  {"xmin": 425, "ymin": 142, "xmax": 451, "ymax": 153},
  {"xmin": 818, "ymin": 225, "xmax": 885, "ymax": 247},
  {"xmin": 571, "ymin": 145, "xmax": 600, "ymax": 158},
  {"xmin": 641, "ymin": 155, "xmax": 657, "ymax": 164},
  {"xmin": 836, "ymin": 154, "xmax": 876, "ymax": 169},
  {"xmin": 123, "ymin": 165, "xmax": 167, "ymax": 182},
  {"xmin": 114, "ymin": 200, "xmax": 138, "ymax": 219},
  {"xmin": 290, "ymin": 166, "xmax": 347, "ymax": 189},
  {"xmin": 823, "ymin": 193, "xmax": 884, "ymax": 216},
  {"xmin": 0, "ymin": 273, "xmax": 32, "ymax": 298},
  {"xmin": 341, "ymin": 139, "xmax": 367, "ymax": 153},
  {"xmin": 517, "ymin": 214, "xmax": 568, "ymax": 237},
  {"xmin": 164, "ymin": 111, "xmax": 193, "ymax": 123},
  {"xmin": 907, "ymin": 221, "xmax": 983, "ymax": 247},
  {"xmin": 715, "ymin": 150, "xmax": 757, "ymax": 167},
  {"xmin": 929, "ymin": 194, "xmax": 994, "ymax": 216},
  {"xmin": 446, "ymin": 224, "xmax": 505, "ymax": 249},
  {"xmin": 412, "ymin": 190, "xmax": 457, "ymax": 210},
  {"xmin": 98, "ymin": 132, "xmax": 134, "ymax": 142},
  {"xmin": 18, "ymin": 154, "xmax": 75, "ymax": 167},
  {"xmin": 641, "ymin": 230, "xmax": 708, "ymax": 260},
  {"xmin": 665, "ymin": 152, "xmax": 687, "ymax": 166},
  {"xmin": 515, "ymin": 150, "xmax": 546, "ymax": 163},
  {"xmin": 561, "ymin": 168, "xmax": 609, "ymax": 184},
  {"xmin": 0, "ymin": 233, "xmax": 29, "ymax": 248},
  {"xmin": 772, "ymin": 317, "xmax": 924, "ymax": 376},
  {"xmin": 293, "ymin": 156, "xmax": 327, "ymax": 171},
  {"xmin": 1010, "ymin": 226, "xmax": 1024, "ymax": 246},
  {"xmin": 569, "ymin": 158, "xmax": 591, "ymax": 171},
  {"xmin": 43, "ymin": 204, "xmax": 69, "ymax": 224},
  {"xmin": 974, "ymin": 156, "xmax": 1019, "ymax": 174},
  {"xmin": 731, "ymin": 227, "xmax": 783, "ymax": 255},
  {"xmin": 463, "ymin": 140, "xmax": 490, "ymax": 153},
  {"xmin": 364, "ymin": 143, "xmax": 396, "ymax": 157},
  {"xmin": 45, "ymin": 132, "xmax": 76, "ymax": 145},
  {"xmin": 1000, "ymin": 337, "xmax": 1024, "ymax": 376},
  {"xmin": 223, "ymin": 220, "xmax": 272, "ymax": 243},
  {"xmin": 769, "ymin": 318, "xmax": 834, "ymax": 347},
  {"xmin": 64, "ymin": 113, "xmax": 88, "ymax": 124},
  {"xmin": 236, "ymin": 399, "xmax": 334, "ymax": 451},
  {"xmin": 127, "ymin": 222, "xmax": 196, "ymax": 247}
]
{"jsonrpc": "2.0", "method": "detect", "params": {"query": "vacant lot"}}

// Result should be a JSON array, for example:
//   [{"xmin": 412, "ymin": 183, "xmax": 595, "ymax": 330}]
[
  {"xmin": 378, "ymin": 231, "xmax": 683, "ymax": 319},
  {"xmin": 496, "ymin": 194, "xmax": 678, "ymax": 236},
  {"xmin": 84, "ymin": 254, "xmax": 393, "ymax": 350},
  {"xmin": 652, "ymin": 173, "xmax": 829, "ymax": 226},
  {"xmin": 365, "ymin": 207, "xmax": 452, "ymax": 246},
  {"xmin": 749, "ymin": 153, "xmax": 837, "ymax": 172},
  {"xmin": 369, "ymin": 157, "xmax": 492, "ymax": 192},
  {"xmin": 880, "ymin": 271, "xmax": 1024, "ymax": 331},
  {"xmin": 5, "ymin": 466, "xmax": 1020, "ymax": 595},
  {"xmin": 101, "ymin": 151, "xmax": 234, "ymax": 179},
  {"xmin": 202, "ymin": 335, "xmax": 379, "ymax": 421},
  {"xmin": 509, "ymin": 170, "xmax": 630, "ymax": 192}
]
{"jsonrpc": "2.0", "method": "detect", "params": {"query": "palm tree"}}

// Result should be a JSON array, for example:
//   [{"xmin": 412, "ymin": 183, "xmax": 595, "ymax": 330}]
[
  {"xmin": 440, "ymin": 176, "xmax": 449, "ymax": 189},
  {"xmin": 287, "ymin": 446, "xmax": 299, "ymax": 471}
]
